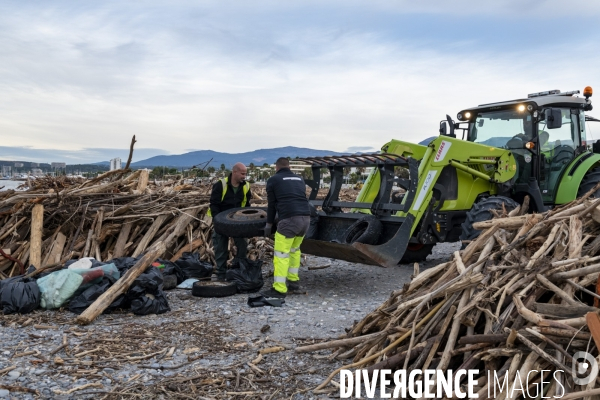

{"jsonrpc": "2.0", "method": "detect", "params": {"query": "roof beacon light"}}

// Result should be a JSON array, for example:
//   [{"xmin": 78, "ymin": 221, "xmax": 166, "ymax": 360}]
[
  {"xmin": 517, "ymin": 104, "xmax": 525, "ymax": 112},
  {"xmin": 584, "ymin": 86, "xmax": 593, "ymax": 99}
]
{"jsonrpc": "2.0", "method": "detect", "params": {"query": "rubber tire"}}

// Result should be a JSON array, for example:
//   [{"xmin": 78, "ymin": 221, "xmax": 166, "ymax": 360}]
[
  {"xmin": 460, "ymin": 196, "xmax": 519, "ymax": 241},
  {"xmin": 578, "ymin": 167, "xmax": 600, "ymax": 198},
  {"xmin": 213, "ymin": 207, "xmax": 267, "ymax": 238},
  {"xmin": 192, "ymin": 281, "xmax": 238, "ymax": 298},
  {"xmin": 400, "ymin": 243, "xmax": 434, "ymax": 264},
  {"xmin": 343, "ymin": 215, "xmax": 383, "ymax": 245}
]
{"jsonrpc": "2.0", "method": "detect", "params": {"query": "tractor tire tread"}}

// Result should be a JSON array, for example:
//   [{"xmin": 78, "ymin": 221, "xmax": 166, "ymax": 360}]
[
  {"xmin": 460, "ymin": 196, "xmax": 519, "ymax": 241},
  {"xmin": 578, "ymin": 167, "xmax": 600, "ymax": 198}
]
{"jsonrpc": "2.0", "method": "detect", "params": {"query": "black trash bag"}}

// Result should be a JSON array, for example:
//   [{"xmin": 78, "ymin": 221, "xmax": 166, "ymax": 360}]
[
  {"xmin": 68, "ymin": 276, "xmax": 127, "ymax": 315},
  {"xmin": 126, "ymin": 267, "xmax": 170, "ymax": 315},
  {"xmin": 128, "ymin": 267, "xmax": 163, "ymax": 298},
  {"xmin": 226, "ymin": 258, "xmax": 264, "ymax": 293},
  {"xmin": 0, "ymin": 277, "xmax": 40, "ymax": 314},
  {"xmin": 111, "ymin": 256, "xmax": 142, "ymax": 274},
  {"xmin": 174, "ymin": 252, "xmax": 213, "ymax": 280},
  {"xmin": 130, "ymin": 291, "xmax": 170, "ymax": 315},
  {"xmin": 155, "ymin": 258, "xmax": 185, "ymax": 284}
]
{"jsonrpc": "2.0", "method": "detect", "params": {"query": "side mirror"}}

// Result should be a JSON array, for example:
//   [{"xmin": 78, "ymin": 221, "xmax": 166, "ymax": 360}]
[
  {"xmin": 439, "ymin": 120, "xmax": 447, "ymax": 136},
  {"xmin": 439, "ymin": 115, "xmax": 456, "ymax": 138},
  {"xmin": 546, "ymin": 108, "xmax": 563, "ymax": 129}
]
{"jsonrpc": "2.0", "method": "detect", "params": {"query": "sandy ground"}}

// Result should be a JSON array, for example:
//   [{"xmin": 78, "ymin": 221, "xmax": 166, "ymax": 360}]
[{"xmin": 0, "ymin": 242, "xmax": 460, "ymax": 399}]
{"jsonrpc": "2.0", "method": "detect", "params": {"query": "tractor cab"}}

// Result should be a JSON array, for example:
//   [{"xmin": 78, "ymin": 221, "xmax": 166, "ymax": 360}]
[{"xmin": 453, "ymin": 87, "xmax": 594, "ymax": 209}]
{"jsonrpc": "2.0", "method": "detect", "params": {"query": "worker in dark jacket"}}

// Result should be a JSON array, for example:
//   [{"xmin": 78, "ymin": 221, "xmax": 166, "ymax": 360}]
[
  {"xmin": 262, "ymin": 157, "xmax": 310, "ymax": 298},
  {"xmin": 208, "ymin": 162, "xmax": 252, "ymax": 281}
]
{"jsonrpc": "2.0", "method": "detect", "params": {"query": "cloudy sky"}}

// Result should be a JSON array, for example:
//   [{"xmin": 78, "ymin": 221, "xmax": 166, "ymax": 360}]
[{"xmin": 1, "ymin": 1, "xmax": 599, "ymax": 163}]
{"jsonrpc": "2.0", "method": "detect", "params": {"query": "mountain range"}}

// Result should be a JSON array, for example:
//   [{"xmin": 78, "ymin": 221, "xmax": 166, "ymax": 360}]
[{"xmin": 104, "ymin": 146, "xmax": 349, "ymax": 168}]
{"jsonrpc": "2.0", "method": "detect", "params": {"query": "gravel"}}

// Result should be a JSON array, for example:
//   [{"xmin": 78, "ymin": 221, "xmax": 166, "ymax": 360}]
[{"xmin": 0, "ymin": 242, "xmax": 459, "ymax": 399}]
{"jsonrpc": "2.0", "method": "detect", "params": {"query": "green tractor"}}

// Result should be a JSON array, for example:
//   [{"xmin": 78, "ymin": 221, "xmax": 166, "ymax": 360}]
[{"xmin": 298, "ymin": 87, "xmax": 598, "ymax": 267}]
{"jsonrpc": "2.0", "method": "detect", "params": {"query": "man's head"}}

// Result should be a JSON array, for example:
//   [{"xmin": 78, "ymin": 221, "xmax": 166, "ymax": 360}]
[
  {"xmin": 231, "ymin": 162, "xmax": 247, "ymax": 185},
  {"xmin": 275, "ymin": 157, "xmax": 289, "ymax": 172}
]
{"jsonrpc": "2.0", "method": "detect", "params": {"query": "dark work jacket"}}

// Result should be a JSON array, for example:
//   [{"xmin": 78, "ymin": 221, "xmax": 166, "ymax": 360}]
[
  {"xmin": 266, "ymin": 168, "xmax": 310, "ymax": 224},
  {"xmin": 209, "ymin": 174, "xmax": 252, "ymax": 217}
]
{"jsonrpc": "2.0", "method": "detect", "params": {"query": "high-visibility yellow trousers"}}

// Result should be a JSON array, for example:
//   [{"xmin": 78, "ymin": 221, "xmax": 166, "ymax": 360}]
[{"xmin": 273, "ymin": 232, "xmax": 304, "ymax": 293}]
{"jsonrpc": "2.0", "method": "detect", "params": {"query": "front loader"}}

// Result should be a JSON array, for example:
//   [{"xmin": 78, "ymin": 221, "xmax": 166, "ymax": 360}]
[{"xmin": 298, "ymin": 87, "xmax": 599, "ymax": 267}]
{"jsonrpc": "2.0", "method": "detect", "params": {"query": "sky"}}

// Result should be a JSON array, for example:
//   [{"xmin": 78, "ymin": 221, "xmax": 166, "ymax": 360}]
[{"xmin": 1, "ymin": 1, "xmax": 599, "ymax": 163}]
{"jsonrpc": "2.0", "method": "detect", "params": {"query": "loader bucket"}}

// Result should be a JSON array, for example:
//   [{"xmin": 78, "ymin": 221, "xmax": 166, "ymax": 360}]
[{"xmin": 299, "ymin": 214, "xmax": 414, "ymax": 268}]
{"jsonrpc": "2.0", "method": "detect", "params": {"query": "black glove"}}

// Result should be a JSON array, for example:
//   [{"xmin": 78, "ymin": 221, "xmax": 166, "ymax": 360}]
[{"xmin": 264, "ymin": 223, "xmax": 272, "ymax": 237}]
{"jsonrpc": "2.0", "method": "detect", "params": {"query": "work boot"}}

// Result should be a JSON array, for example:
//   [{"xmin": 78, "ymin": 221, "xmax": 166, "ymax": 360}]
[
  {"xmin": 260, "ymin": 287, "xmax": 286, "ymax": 299},
  {"xmin": 287, "ymin": 281, "xmax": 303, "ymax": 292}
]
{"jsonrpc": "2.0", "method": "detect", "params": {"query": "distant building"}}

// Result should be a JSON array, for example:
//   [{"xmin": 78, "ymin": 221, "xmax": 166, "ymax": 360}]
[
  {"xmin": 1, "ymin": 165, "xmax": 11, "ymax": 176},
  {"xmin": 14, "ymin": 162, "xmax": 24, "ymax": 168},
  {"xmin": 31, "ymin": 168, "xmax": 43, "ymax": 177},
  {"xmin": 30, "ymin": 162, "xmax": 39, "ymax": 168},
  {"xmin": 288, "ymin": 160, "xmax": 310, "ymax": 174},
  {"xmin": 51, "ymin": 162, "xmax": 66, "ymax": 169},
  {"xmin": 110, "ymin": 158, "xmax": 122, "ymax": 171}
]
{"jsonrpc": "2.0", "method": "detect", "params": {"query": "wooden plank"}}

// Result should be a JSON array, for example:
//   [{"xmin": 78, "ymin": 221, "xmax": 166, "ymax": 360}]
[
  {"xmin": 170, "ymin": 237, "xmax": 204, "ymax": 262},
  {"xmin": 132, "ymin": 215, "xmax": 168, "ymax": 257},
  {"xmin": 586, "ymin": 312, "xmax": 600, "ymax": 351},
  {"xmin": 30, "ymin": 204, "xmax": 44, "ymax": 269},
  {"xmin": 43, "ymin": 232, "xmax": 66, "ymax": 267},
  {"xmin": 137, "ymin": 169, "xmax": 149, "ymax": 192}
]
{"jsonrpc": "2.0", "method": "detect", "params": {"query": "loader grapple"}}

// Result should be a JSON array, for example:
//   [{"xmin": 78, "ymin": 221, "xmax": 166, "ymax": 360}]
[{"xmin": 297, "ymin": 153, "xmax": 419, "ymax": 267}]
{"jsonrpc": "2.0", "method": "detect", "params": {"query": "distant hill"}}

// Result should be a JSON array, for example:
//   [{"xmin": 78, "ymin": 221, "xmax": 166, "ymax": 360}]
[{"xmin": 131, "ymin": 146, "xmax": 347, "ymax": 168}]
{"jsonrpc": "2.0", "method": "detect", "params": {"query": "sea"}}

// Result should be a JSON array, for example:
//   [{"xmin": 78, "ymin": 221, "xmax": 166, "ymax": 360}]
[{"xmin": 0, "ymin": 180, "xmax": 24, "ymax": 191}]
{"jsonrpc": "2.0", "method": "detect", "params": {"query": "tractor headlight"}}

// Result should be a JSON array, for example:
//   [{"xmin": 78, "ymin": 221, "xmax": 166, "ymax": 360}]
[
  {"xmin": 517, "ymin": 104, "xmax": 525, "ymax": 112},
  {"xmin": 527, "ymin": 105, "xmax": 534, "ymax": 111},
  {"xmin": 457, "ymin": 113, "xmax": 463, "ymax": 120},
  {"xmin": 465, "ymin": 112, "xmax": 471, "ymax": 119}
]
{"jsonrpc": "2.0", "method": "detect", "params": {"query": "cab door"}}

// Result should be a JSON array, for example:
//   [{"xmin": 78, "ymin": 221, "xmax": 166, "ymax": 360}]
[{"xmin": 539, "ymin": 108, "xmax": 582, "ymax": 203}]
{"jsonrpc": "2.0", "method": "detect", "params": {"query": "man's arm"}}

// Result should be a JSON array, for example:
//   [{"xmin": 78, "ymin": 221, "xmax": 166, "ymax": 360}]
[
  {"xmin": 266, "ymin": 179, "xmax": 277, "ymax": 224},
  {"xmin": 209, "ymin": 181, "xmax": 223, "ymax": 216}
]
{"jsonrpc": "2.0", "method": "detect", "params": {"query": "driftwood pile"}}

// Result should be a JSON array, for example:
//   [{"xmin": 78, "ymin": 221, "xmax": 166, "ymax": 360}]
[
  {"xmin": 0, "ymin": 170, "xmax": 273, "ymax": 280},
  {"xmin": 299, "ymin": 191, "xmax": 600, "ymax": 398}
]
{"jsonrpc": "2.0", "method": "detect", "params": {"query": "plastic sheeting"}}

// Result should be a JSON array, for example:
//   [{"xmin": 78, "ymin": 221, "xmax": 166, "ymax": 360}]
[{"xmin": 37, "ymin": 270, "xmax": 84, "ymax": 309}]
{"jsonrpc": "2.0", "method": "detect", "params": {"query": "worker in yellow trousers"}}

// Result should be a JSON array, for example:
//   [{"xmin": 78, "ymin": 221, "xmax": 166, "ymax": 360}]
[{"xmin": 262, "ymin": 158, "xmax": 310, "ymax": 298}]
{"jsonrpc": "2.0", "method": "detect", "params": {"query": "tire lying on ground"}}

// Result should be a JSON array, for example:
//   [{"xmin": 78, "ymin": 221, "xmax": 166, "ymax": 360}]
[
  {"xmin": 213, "ymin": 207, "xmax": 268, "ymax": 238},
  {"xmin": 460, "ymin": 196, "xmax": 519, "ymax": 242},
  {"xmin": 343, "ymin": 215, "xmax": 382, "ymax": 245},
  {"xmin": 192, "ymin": 281, "xmax": 238, "ymax": 298}
]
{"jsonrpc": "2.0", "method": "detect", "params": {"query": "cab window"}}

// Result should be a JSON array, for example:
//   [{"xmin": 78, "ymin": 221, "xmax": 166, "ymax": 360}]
[{"xmin": 539, "ymin": 108, "xmax": 580, "ymax": 150}]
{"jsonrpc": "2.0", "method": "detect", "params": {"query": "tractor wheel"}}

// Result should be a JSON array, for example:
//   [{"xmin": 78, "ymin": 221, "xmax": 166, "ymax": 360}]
[
  {"xmin": 400, "ymin": 243, "xmax": 434, "ymax": 264},
  {"xmin": 460, "ymin": 196, "xmax": 519, "ymax": 241},
  {"xmin": 578, "ymin": 167, "xmax": 600, "ymax": 198}
]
